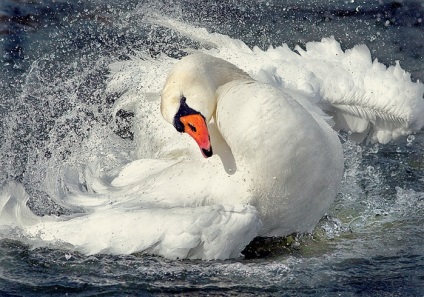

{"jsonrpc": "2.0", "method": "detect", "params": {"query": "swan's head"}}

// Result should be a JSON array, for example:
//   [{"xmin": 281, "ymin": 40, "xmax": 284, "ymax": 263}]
[{"xmin": 161, "ymin": 54, "xmax": 217, "ymax": 158}]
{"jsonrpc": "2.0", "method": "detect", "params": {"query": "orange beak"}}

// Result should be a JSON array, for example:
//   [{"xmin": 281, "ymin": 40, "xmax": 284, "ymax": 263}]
[{"xmin": 180, "ymin": 114, "xmax": 213, "ymax": 158}]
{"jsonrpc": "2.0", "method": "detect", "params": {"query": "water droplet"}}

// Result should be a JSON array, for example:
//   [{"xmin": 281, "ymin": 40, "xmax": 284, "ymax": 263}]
[{"xmin": 406, "ymin": 135, "xmax": 415, "ymax": 147}]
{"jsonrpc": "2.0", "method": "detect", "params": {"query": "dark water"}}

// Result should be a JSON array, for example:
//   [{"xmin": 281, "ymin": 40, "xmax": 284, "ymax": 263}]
[{"xmin": 0, "ymin": 0, "xmax": 424, "ymax": 295}]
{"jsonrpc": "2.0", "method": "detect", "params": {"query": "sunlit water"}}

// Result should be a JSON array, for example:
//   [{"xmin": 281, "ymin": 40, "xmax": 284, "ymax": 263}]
[{"xmin": 0, "ymin": 0, "xmax": 423, "ymax": 295}]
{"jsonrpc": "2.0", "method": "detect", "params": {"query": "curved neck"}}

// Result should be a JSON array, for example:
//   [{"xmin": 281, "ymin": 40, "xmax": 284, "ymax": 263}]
[{"xmin": 161, "ymin": 54, "xmax": 251, "ymax": 124}]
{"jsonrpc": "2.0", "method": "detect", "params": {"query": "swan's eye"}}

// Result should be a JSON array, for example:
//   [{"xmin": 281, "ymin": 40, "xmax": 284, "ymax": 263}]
[
  {"xmin": 187, "ymin": 123, "xmax": 197, "ymax": 133},
  {"xmin": 173, "ymin": 96, "xmax": 201, "ymax": 133}
]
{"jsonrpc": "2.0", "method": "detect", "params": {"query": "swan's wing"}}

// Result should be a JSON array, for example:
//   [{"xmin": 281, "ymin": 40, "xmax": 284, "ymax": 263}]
[
  {"xmin": 223, "ymin": 39, "xmax": 424, "ymax": 144},
  {"xmin": 0, "ymin": 153, "xmax": 257, "ymax": 261},
  {"xmin": 292, "ymin": 39, "xmax": 424, "ymax": 143},
  {"xmin": 149, "ymin": 18, "xmax": 424, "ymax": 144},
  {"xmin": 0, "ymin": 181, "xmax": 259, "ymax": 260},
  {"xmin": 25, "ymin": 204, "xmax": 260, "ymax": 260},
  {"xmin": 251, "ymin": 41, "xmax": 424, "ymax": 143}
]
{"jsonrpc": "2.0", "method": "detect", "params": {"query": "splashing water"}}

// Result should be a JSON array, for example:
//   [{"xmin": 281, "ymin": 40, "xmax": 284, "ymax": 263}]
[{"xmin": 0, "ymin": 0, "xmax": 424, "ymax": 295}]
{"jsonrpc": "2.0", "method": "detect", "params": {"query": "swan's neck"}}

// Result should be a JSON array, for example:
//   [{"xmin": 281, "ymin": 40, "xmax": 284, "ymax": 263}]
[
  {"xmin": 207, "ymin": 61, "xmax": 252, "ymax": 118},
  {"xmin": 215, "ymin": 80, "xmax": 258, "ymax": 163},
  {"xmin": 161, "ymin": 54, "xmax": 252, "ymax": 124},
  {"xmin": 209, "ymin": 63, "xmax": 251, "ymax": 91}
]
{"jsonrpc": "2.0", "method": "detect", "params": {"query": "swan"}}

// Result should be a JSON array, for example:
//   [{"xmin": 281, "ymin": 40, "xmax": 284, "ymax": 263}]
[{"xmin": 160, "ymin": 53, "xmax": 344, "ymax": 236}]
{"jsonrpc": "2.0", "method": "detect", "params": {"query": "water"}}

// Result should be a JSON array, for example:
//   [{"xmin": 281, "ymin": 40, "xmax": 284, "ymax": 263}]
[{"xmin": 1, "ymin": 0, "xmax": 424, "ymax": 295}]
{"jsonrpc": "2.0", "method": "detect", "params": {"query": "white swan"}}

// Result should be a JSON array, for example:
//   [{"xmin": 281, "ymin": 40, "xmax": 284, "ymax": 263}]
[
  {"xmin": 1, "ymin": 25, "xmax": 423, "ymax": 260},
  {"xmin": 160, "ymin": 53, "xmax": 344, "ymax": 236}
]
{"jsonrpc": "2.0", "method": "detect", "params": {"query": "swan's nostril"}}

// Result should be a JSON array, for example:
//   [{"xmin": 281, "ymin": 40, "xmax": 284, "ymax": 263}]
[{"xmin": 188, "ymin": 123, "xmax": 197, "ymax": 133}]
